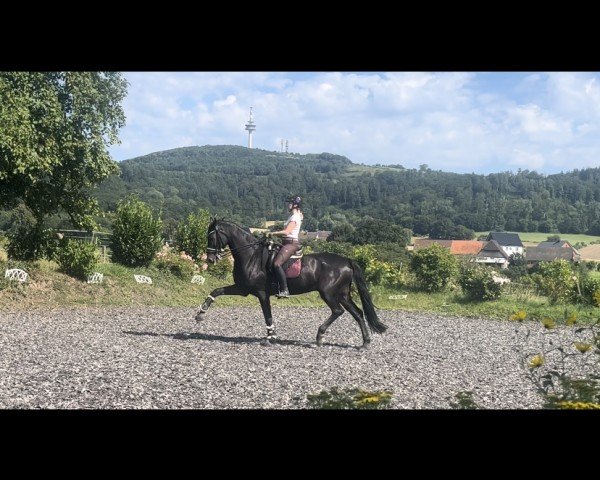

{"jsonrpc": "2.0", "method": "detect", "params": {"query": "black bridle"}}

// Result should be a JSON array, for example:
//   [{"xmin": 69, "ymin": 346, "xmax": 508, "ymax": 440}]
[{"xmin": 207, "ymin": 221, "xmax": 262, "ymax": 260}]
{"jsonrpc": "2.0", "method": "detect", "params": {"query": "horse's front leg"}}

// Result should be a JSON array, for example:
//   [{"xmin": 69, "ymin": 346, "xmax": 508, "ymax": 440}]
[
  {"xmin": 195, "ymin": 284, "xmax": 248, "ymax": 322},
  {"xmin": 257, "ymin": 291, "xmax": 276, "ymax": 344}
]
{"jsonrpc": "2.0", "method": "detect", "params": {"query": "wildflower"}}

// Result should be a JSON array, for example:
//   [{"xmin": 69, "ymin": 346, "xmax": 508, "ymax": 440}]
[
  {"xmin": 557, "ymin": 400, "xmax": 600, "ymax": 410},
  {"xmin": 529, "ymin": 354, "xmax": 544, "ymax": 368},
  {"xmin": 565, "ymin": 312, "xmax": 578, "ymax": 326},
  {"xmin": 510, "ymin": 310, "xmax": 527, "ymax": 322},
  {"xmin": 573, "ymin": 342, "xmax": 592, "ymax": 353},
  {"xmin": 541, "ymin": 318, "xmax": 556, "ymax": 330}
]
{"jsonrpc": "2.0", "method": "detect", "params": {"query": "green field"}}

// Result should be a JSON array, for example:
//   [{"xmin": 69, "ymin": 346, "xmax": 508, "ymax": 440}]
[{"xmin": 475, "ymin": 231, "xmax": 600, "ymax": 245}]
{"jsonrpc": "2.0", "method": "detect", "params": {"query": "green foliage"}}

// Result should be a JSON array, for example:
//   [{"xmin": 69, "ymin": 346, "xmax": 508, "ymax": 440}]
[
  {"xmin": 458, "ymin": 264, "xmax": 504, "ymax": 301},
  {"xmin": 55, "ymin": 239, "xmax": 98, "ymax": 280},
  {"xmin": 429, "ymin": 219, "xmax": 475, "ymax": 240},
  {"xmin": 207, "ymin": 258, "xmax": 233, "ymax": 280},
  {"xmin": 6, "ymin": 206, "xmax": 57, "ymax": 261},
  {"xmin": 537, "ymin": 260, "xmax": 577, "ymax": 304},
  {"xmin": 110, "ymin": 196, "xmax": 163, "ymax": 267},
  {"xmin": 309, "ymin": 240, "xmax": 353, "ymax": 257},
  {"xmin": 0, "ymin": 72, "xmax": 127, "ymax": 230},
  {"xmin": 410, "ymin": 244, "xmax": 458, "ymax": 292},
  {"xmin": 174, "ymin": 208, "xmax": 211, "ymax": 261},
  {"xmin": 328, "ymin": 219, "xmax": 411, "ymax": 246},
  {"xmin": 514, "ymin": 312, "xmax": 600, "ymax": 409},
  {"xmin": 154, "ymin": 245, "xmax": 198, "ymax": 279},
  {"xmin": 306, "ymin": 387, "xmax": 393, "ymax": 409},
  {"xmin": 582, "ymin": 277, "xmax": 600, "ymax": 306},
  {"xmin": 448, "ymin": 391, "xmax": 480, "ymax": 409},
  {"xmin": 351, "ymin": 244, "xmax": 406, "ymax": 287}
]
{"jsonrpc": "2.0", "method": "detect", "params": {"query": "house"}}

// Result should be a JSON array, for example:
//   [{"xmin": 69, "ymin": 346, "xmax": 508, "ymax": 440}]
[
  {"xmin": 525, "ymin": 246, "xmax": 581, "ymax": 266},
  {"xmin": 413, "ymin": 239, "xmax": 485, "ymax": 256},
  {"xmin": 298, "ymin": 230, "xmax": 331, "ymax": 242},
  {"xmin": 487, "ymin": 232, "xmax": 524, "ymax": 257},
  {"xmin": 537, "ymin": 240, "xmax": 573, "ymax": 248},
  {"xmin": 474, "ymin": 240, "xmax": 511, "ymax": 268}
]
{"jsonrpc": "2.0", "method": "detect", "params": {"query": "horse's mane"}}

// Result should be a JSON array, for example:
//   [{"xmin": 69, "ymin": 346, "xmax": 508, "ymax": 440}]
[{"xmin": 211, "ymin": 217, "xmax": 258, "ymax": 241}]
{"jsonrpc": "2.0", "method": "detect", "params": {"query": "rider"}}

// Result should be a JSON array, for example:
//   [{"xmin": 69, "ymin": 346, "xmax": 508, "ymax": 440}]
[{"xmin": 271, "ymin": 195, "xmax": 303, "ymax": 298}]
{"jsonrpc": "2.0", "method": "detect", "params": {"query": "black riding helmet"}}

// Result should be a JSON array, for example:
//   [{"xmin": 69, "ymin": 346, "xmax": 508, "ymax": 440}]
[{"xmin": 287, "ymin": 195, "xmax": 302, "ymax": 208}]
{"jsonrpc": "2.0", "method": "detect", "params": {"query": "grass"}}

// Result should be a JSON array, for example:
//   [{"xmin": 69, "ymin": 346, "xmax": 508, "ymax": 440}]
[
  {"xmin": 475, "ymin": 231, "xmax": 600, "ymax": 245},
  {"xmin": 1, "ymin": 255, "xmax": 599, "ymax": 325},
  {"xmin": 1, "ymin": 239, "xmax": 598, "ymax": 323}
]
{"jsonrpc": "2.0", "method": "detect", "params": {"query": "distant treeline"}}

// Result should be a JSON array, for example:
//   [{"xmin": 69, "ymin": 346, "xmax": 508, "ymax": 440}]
[{"xmin": 2, "ymin": 145, "xmax": 600, "ymax": 236}]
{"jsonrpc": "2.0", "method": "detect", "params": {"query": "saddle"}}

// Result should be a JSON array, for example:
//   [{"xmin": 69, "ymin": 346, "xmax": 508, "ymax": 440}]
[{"xmin": 266, "ymin": 241, "xmax": 304, "ymax": 279}]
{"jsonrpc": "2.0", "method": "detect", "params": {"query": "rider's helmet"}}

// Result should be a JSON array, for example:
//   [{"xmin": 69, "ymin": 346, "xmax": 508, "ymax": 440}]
[{"xmin": 287, "ymin": 195, "xmax": 302, "ymax": 208}]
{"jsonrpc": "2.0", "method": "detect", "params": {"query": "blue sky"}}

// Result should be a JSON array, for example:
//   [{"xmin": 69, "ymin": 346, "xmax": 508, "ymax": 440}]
[{"xmin": 109, "ymin": 72, "xmax": 600, "ymax": 174}]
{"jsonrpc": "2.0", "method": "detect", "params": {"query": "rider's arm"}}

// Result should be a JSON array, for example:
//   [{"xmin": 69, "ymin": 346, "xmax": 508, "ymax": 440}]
[{"xmin": 273, "ymin": 221, "xmax": 297, "ymax": 236}]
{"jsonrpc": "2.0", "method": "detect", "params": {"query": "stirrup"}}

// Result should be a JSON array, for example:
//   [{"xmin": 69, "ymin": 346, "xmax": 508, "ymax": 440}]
[{"xmin": 276, "ymin": 290, "xmax": 290, "ymax": 298}]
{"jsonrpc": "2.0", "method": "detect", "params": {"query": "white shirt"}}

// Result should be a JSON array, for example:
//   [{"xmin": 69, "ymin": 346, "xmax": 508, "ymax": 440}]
[{"xmin": 284, "ymin": 212, "xmax": 303, "ymax": 240}]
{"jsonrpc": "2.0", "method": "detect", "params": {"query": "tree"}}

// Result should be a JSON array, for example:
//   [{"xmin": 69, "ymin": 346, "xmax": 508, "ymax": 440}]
[{"xmin": 0, "ymin": 72, "xmax": 127, "ymax": 229}]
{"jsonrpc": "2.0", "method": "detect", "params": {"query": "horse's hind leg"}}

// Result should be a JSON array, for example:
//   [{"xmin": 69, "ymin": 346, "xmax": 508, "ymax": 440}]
[
  {"xmin": 339, "ymin": 294, "xmax": 371, "ymax": 349},
  {"xmin": 316, "ymin": 293, "xmax": 345, "ymax": 347}
]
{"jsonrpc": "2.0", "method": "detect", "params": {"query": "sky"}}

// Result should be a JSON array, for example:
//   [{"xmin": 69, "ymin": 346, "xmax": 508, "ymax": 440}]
[{"xmin": 108, "ymin": 72, "xmax": 600, "ymax": 174}]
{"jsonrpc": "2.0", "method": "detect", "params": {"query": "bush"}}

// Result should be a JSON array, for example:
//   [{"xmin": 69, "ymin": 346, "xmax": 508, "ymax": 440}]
[
  {"xmin": 351, "ymin": 244, "xmax": 406, "ymax": 287},
  {"xmin": 536, "ymin": 260, "xmax": 577, "ymax": 304},
  {"xmin": 458, "ymin": 264, "xmax": 503, "ymax": 301},
  {"xmin": 410, "ymin": 244, "xmax": 458, "ymax": 292},
  {"xmin": 174, "ymin": 208, "xmax": 211, "ymax": 261},
  {"xmin": 206, "ymin": 258, "xmax": 232, "ymax": 280},
  {"xmin": 6, "ymin": 207, "xmax": 56, "ymax": 261},
  {"xmin": 55, "ymin": 239, "xmax": 99, "ymax": 280},
  {"xmin": 582, "ymin": 277, "xmax": 600, "ymax": 306},
  {"xmin": 154, "ymin": 245, "xmax": 198, "ymax": 279},
  {"xmin": 110, "ymin": 196, "xmax": 163, "ymax": 267}
]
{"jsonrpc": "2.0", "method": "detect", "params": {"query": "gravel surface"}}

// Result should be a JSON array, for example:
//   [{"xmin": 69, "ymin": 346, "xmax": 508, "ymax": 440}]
[{"xmin": 0, "ymin": 306, "xmax": 592, "ymax": 409}]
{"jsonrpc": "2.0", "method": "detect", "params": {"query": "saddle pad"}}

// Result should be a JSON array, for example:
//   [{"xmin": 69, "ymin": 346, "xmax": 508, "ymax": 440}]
[{"xmin": 285, "ymin": 258, "xmax": 302, "ymax": 278}]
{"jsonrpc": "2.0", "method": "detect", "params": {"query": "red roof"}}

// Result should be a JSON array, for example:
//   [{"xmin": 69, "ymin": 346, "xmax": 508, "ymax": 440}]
[{"xmin": 450, "ymin": 241, "xmax": 486, "ymax": 255}]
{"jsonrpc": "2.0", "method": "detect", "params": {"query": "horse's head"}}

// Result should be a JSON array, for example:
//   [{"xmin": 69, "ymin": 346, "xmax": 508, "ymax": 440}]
[{"xmin": 206, "ymin": 217, "xmax": 230, "ymax": 264}]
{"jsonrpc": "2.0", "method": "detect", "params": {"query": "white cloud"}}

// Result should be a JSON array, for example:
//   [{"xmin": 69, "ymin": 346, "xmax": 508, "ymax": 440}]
[{"xmin": 108, "ymin": 71, "xmax": 600, "ymax": 174}]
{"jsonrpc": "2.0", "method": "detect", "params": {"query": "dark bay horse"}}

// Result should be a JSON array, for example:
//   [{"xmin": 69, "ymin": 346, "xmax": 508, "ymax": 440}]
[{"xmin": 196, "ymin": 218, "xmax": 387, "ymax": 349}]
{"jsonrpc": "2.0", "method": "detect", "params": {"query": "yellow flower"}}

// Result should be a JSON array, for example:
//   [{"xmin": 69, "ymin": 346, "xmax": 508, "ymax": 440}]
[
  {"xmin": 529, "ymin": 354, "xmax": 544, "ymax": 368},
  {"xmin": 541, "ymin": 318, "xmax": 556, "ymax": 330},
  {"xmin": 510, "ymin": 310, "xmax": 527, "ymax": 322},
  {"xmin": 558, "ymin": 401, "xmax": 600, "ymax": 410},
  {"xmin": 573, "ymin": 342, "xmax": 592, "ymax": 353},
  {"xmin": 565, "ymin": 312, "xmax": 578, "ymax": 326}
]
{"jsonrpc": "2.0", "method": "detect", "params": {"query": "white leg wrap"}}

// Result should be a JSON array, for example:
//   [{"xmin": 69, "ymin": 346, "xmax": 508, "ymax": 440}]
[{"xmin": 208, "ymin": 295, "xmax": 216, "ymax": 302}]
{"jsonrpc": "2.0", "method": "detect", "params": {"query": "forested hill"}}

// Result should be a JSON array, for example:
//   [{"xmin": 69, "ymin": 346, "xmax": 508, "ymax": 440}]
[{"xmin": 95, "ymin": 145, "xmax": 600, "ymax": 235}]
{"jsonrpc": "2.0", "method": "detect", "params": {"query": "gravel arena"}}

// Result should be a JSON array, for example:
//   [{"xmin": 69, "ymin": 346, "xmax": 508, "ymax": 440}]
[{"xmin": 0, "ymin": 306, "xmax": 552, "ymax": 409}]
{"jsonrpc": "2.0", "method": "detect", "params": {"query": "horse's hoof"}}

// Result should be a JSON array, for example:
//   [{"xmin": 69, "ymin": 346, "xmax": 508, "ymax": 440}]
[
  {"xmin": 195, "ymin": 312, "xmax": 206, "ymax": 323},
  {"xmin": 358, "ymin": 343, "xmax": 371, "ymax": 351},
  {"xmin": 261, "ymin": 338, "xmax": 275, "ymax": 347}
]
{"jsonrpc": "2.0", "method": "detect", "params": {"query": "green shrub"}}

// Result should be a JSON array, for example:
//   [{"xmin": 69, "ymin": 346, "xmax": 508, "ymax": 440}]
[
  {"xmin": 410, "ymin": 244, "xmax": 458, "ymax": 292},
  {"xmin": 458, "ymin": 264, "xmax": 503, "ymax": 301},
  {"xmin": 306, "ymin": 387, "xmax": 393, "ymax": 409},
  {"xmin": 55, "ymin": 239, "xmax": 99, "ymax": 280},
  {"xmin": 174, "ymin": 208, "xmax": 211, "ymax": 261},
  {"xmin": 582, "ymin": 277, "xmax": 600, "ymax": 306},
  {"xmin": 536, "ymin": 260, "xmax": 577, "ymax": 304},
  {"xmin": 6, "ymin": 207, "xmax": 56, "ymax": 261},
  {"xmin": 154, "ymin": 245, "xmax": 198, "ymax": 279},
  {"xmin": 110, "ymin": 196, "xmax": 163, "ymax": 267},
  {"xmin": 207, "ymin": 258, "xmax": 232, "ymax": 280}
]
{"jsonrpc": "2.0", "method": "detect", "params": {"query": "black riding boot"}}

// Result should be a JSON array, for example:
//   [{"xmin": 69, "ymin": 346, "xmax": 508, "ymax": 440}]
[{"xmin": 274, "ymin": 265, "xmax": 289, "ymax": 298}]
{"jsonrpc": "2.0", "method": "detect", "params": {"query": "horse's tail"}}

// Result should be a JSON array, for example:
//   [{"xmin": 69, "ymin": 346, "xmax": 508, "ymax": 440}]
[{"xmin": 350, "ymin": 260, "xmax": 387, "ymax": 334}]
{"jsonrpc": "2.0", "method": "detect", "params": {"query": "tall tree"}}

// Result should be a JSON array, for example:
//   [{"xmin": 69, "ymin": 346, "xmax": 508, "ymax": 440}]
[{"xmin": 0, "ymin": 72, "xmax": 127, "ymax": 229}]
